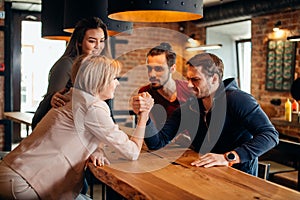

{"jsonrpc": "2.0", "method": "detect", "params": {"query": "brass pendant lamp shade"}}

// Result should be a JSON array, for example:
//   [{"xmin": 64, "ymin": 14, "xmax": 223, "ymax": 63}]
[
  {"xmin": 41, "ymin": 0, "xmax": 71, "ymax": 41},
  {"xmin": 108, "ymin": 0, "xmax": 203, "ymax": 22},
  {"xmin": 64, "ymin": 0, "xmax": 133, "ymax": 36}
]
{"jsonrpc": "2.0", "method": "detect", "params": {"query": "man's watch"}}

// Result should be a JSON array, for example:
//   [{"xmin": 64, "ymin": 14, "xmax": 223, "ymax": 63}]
[{"xmin": 224, "ymin": 151, "xmax": 236, "ymax": 167}]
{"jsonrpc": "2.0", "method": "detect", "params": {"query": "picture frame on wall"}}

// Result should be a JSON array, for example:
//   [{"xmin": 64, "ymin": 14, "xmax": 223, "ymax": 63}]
[{"xmin": 265, "ymin": 39, "xmax": 296, "ymax": 91}]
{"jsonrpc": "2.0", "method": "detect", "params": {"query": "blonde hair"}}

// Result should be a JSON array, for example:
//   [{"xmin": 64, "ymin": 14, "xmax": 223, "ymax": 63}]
[{"xmin": 74, "ymin": 55, "xmax": 121, "ymax": 96}]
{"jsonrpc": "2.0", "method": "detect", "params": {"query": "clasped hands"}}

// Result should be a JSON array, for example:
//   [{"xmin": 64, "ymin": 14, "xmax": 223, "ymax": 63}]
[
  {"xmin": 132, "ymin": 92, "xmax": 154, "ymax": 115},
  {"xmin": 132, "ymin": 93, "xmax": 235, "ymax": 168}
]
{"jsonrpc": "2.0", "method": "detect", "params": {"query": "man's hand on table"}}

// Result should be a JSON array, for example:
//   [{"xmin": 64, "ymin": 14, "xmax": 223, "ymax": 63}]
[{"xmin": 191, "ymin": 151, "xmax": 240, "ymax": 168}]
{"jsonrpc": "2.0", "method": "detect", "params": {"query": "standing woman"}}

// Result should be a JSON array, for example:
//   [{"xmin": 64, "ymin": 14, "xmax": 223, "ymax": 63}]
[
  {"xmin": 0, "ymin": 55, "xmax": 154, "ymax": 199},
  {"xmin": 32, "ymin": 17, "xmax": 110, "ymax": 129}
]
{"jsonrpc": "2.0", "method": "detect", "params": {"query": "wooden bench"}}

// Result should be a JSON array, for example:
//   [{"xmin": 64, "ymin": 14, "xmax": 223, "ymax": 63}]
[
  {"xmin": 3, "ymin": 112, "xmax": 34, "ymax": 136},
  {"xmin": 259, "ymin": 139, "xmax": 300, "ymax": 191},
  {"xmin": 259, "ymin": 160, "xmax": 296, "ymax": 175},
  {"xmin": 273, "ymin": 171, "xmax": 298, "ymax": 190}
]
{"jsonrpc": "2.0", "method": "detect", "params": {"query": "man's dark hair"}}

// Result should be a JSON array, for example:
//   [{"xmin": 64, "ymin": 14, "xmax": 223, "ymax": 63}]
[
  {"xmin": 147, "ymin": 42, "xmax": 176, "ymax": 68},
  {"xmin": 187, "ymin": 53, "xmax": 224, "ymax": 81}
]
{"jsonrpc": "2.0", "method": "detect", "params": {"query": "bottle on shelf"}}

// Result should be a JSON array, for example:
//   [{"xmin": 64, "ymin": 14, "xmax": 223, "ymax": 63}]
[
  {"xmin": 285, "ymin": 98, "xmax": 292, "ymax": 122},
  {"xmin": 292, "ymin": 99, "xmax": 299, "ymax": 112}
]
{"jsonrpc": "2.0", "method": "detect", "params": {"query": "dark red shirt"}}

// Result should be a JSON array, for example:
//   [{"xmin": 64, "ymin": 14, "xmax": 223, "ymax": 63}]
[{"xmin": 139, "ymin": 80, "xmax": 191, "ymax": 130}]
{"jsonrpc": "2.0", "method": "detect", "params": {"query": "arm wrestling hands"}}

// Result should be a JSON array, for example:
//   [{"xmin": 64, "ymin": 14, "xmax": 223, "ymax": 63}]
[
  {"xmin": 91, "ymin": 92, "xmax": 153, "ymax": 167},
  {"xmin": 132, "ymin": 92, "xmax": 240, "ymax": 168},
  {"xmin": 132, "ymin": 92, "xmax": 154, "ymax": 115}
]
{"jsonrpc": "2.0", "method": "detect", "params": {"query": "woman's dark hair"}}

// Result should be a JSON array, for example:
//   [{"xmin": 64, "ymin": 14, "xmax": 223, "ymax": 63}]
[
  {"xmin": 147, "ymin": 42, "xmax": 176, "ymax": 68},
  {"xmin": 63, "ymin": 17, "xmax": 110, "ymax": 58}
]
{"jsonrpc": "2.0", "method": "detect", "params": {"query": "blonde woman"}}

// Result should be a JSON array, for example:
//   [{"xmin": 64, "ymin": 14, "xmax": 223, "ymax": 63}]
[{"xmin": 0, "ymin": 55, "xmax": 153, "ymax": 200}]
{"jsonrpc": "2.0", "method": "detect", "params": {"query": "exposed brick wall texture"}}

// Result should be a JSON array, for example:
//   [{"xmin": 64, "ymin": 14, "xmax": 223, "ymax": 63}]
[
  {"xmin": 251, "ymin": 10, "xmax": 300, "ymax": 118},
  {"xmin": 113, "ymin": 22, "xmax": 203, "ymax": 111},
  {"xmin": 1, "ymin": 5, "xmax": 299, "ymax": 147}
]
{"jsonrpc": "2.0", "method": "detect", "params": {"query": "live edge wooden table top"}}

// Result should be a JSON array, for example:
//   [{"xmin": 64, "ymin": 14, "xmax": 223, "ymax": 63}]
[{"xmin": 88, "ymin": 145, "xmax": 300, "ymax": 200}]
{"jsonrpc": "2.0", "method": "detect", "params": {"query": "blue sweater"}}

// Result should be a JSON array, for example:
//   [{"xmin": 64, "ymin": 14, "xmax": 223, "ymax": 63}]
[{"xmin": 145, "ymin": 78, "xmax": 279, "ymax": 175}]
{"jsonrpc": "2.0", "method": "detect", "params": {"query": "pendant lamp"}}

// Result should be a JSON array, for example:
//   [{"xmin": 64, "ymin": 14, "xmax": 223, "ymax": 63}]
[
  {"xmin": 108, "ymin": 0, "xmax": 203, "ymax": 22},
  {"xmin": 41, "ymin": 0, "xmax": 71, "ymax": 41},
  {"xmin": 64, "ymin": 0, "xmax": 133, "ymax": 36}
]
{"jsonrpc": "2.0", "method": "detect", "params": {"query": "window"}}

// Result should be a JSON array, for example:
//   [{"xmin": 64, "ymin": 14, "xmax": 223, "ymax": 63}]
[
  {"xmin": 20, "ymin": 20, "xmax": 66, "ymax": 137},
  {"xmin": 236, "ymin": 40, "xmax": 252, "ymax": 93},
  {"xmin": 206, "ymin": 20, "xmax": 252, "ymax": 93},
  {"xmin": 21, "ymin": 20, "xmax": 66, "ymax": 113}
]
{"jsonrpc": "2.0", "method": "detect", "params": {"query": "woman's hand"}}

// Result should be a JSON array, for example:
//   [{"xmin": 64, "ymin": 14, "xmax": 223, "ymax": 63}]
[
  {"xmin": 90, "ymin": 149, "xmax": 110, "ymax": 167},
  {"xmin": 51, "ymin": 88, "xmax": 71, "ymax": 108},
  {"xmin": 132, "ymin": 92, "xmax": 154, "ymax": 115},
  {"xmin": 134, "ymin": 92, "xmax": 154, "ymax": 124}
]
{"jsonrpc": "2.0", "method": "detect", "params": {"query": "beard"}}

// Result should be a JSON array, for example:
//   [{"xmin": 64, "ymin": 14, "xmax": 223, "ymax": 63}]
[
  {"xmin": 151, "ymin": 83, "xmax": 163, "ymax": 90},
  {"xmin": 149, "ymin": 77, "xmax": 163, "ymax": 90},
  {"xmin": 149, "ymin": 74, "xmax": 170, "ymax": 90}
]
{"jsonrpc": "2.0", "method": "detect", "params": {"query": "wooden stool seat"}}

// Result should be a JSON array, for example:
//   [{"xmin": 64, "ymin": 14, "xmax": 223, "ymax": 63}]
[
  {"xmin": 273, "ymin": 171, "xmax": 298, "ymax": 190},
  {"xmin": 259, "ymin": 160, "xmax": 296, "ymax": 174}
]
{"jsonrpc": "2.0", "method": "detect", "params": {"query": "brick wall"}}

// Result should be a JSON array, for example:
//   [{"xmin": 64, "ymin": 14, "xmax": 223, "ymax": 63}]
[
  {"xmin": 1, "ymin": 6, "xmax": 299, "ymax": 148},
  {"xmin": 113, "ymin": 10, "xmax": 300, "ymax": 139},
  {"xmin": 251, "ymin": 10, "xmax": 300, "ymax": 140},
  {"xmin": 113, "ymin": 22, "xmax": 203, "ymax": 111},
  {"xmin": 251, "ymin": 10, "xmax": 300, "ymax": 118}
]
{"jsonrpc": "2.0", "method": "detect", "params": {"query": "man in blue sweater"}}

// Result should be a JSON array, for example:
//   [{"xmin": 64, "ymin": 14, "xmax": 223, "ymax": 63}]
[{"xmin": 132, "ymin": 53, "xmax": 279, "ymax": 175}]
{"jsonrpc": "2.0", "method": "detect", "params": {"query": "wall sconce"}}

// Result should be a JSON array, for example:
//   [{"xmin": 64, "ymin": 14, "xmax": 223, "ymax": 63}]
[
  {"xmin": 186, "ymin": 44, "xmax": 223, "ymax": 51},
  {"xmin": 273, "ymin": 21, "xmax": 281, "ymax": 32},
  {"xmin": 41, "ymin": 0, "xmax": 71, "ymax": 41},
  {"xmin": 287, "ymin": 35, "xmax": 300, "ymax": 42},
  {"xmin": 187, "ymin": 34, "xmax": 200, "ymax": 47},
  {"xmin": 64, "ymin": 0, "xmax": 133, "ymax": 36},
  {"xmin": 107, "ymin": 0, "xmax": 203, "ymax": 22},
  {"xmin": 185, "ymin": 34, "xmax": 222, "ymax": 51}
]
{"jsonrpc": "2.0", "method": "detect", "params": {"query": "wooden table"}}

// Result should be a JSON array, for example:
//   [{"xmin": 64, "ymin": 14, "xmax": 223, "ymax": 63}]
[
  {"xmin": 88, "ymin": 146, "xmax": 300, "ymax": 200},
  {"xmin": 3, "ymin": 112, "xmax": 34, "ymax": 136}
]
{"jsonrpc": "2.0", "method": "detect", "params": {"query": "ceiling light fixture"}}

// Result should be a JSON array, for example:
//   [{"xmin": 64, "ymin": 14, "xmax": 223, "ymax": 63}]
[
  {"xmin": 63, "ymin": 0, "xmax": 133, "ymax": 36},
  {"xmin": 41, "ymin": 0, "xmax": 71, "ymax": 41},
  {"xmin": 186, "ymin": 44, "xmax": 223, "ymax": 51},
  {"xmin": 287, "ymin": 35, "xmax": 300, "ymax": 42},
  {"xmin": 107, "ymin": 0, "xmax": 203, "ymax": 23}
]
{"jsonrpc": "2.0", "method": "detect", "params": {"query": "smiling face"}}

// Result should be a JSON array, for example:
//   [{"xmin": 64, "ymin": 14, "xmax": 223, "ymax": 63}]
[
  {"xmin": 80, "ymin": 28, "xmax": 106, "ymax": 56},
  {"xmin": 146, "ymin": 54, "xmax": 173, "ymax": 89}
]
